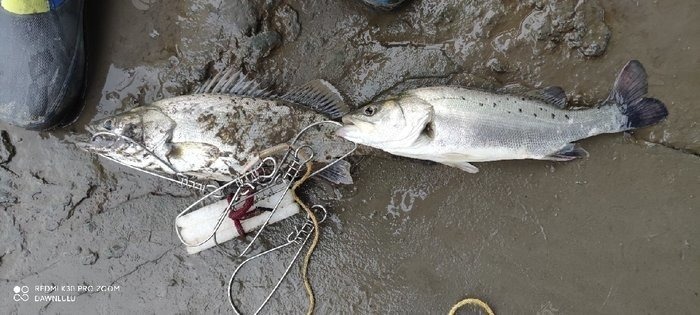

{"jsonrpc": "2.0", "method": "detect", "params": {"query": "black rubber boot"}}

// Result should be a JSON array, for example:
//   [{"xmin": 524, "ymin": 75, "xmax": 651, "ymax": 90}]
[{"xmin": 0, "ymin": 0, "xmax": 85, "ymax": 130}]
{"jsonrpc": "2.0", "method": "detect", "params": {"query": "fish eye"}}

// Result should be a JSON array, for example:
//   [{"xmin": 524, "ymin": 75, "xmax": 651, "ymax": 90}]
[
  {"xmin": 103, "ymin": 119, "xmax": 113, "ymax": 130},
  {"xmin": 363, "ymin": 105, "xmax": 377, "ymax": 116}
]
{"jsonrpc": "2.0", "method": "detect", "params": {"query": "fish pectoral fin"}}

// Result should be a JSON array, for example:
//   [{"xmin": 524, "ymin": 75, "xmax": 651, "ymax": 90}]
[
  {"xmin": 526, "ymin": 86, "xmax": 568, "ymax": 109},
  {"xmin": 280, "ymin": 80, "xmax": 349, "ymax": 119},
  {"xmin": 543, "ymin": 143, "xmax": 589, "ymax": 161},
  {"xmin": 315, "ymin": 160, "xmax": 354, "ymax": 185},
  {"xmin": 194, "ymin": 67, "xmax": 275, "ymax": 98},
  {"xmin": 168, "ymin": 142, "xmax": 220, "ymax": 170}
]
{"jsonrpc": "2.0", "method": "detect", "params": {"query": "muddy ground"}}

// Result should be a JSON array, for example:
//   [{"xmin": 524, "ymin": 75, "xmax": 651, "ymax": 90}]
[{"xmin": 1, "ymin": 0, "xmax": 699, "ymax": 313}]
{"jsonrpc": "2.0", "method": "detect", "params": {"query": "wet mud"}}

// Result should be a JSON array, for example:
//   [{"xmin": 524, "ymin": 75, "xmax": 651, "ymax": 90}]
[{"xmin": 1, "ymin": 0, "xmax": 698, "ymax": 313}]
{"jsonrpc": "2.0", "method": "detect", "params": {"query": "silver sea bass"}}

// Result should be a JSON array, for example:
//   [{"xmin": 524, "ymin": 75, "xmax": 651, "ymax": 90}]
[
  {"xmin": 77, "ymin": 69, "xmax": 354, "ymax": 183},
  {"xmin": 336, "ymin": 61, "xmax": 668, "ymax": 173}
]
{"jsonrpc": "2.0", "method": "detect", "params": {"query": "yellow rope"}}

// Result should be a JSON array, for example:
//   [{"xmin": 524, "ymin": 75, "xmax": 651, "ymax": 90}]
[
  {"xmin": 291, "ymin": 161, "xmax": 319, "ymax": 315},
  {"xmin": 448, "ymin": 298, "xmax": 495, "ymax": 315}
]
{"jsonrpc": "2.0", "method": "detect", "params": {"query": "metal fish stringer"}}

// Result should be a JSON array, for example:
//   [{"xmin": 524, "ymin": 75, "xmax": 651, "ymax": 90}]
[
  {"xmin": 235, "ymin": 121, "xmax": 357, "ymax": 257},
  {"xmin": 87, "ymin": 121, "xmax": 354, "ymax": 254},
  {"xmin": 89, "ymin": 130, "xmax": 223, "ymax": 197},
  {"xmin": 227, "ymin": 205, "xmax": 328, "ymax": 315},
  {"xmin": 173, "ymin": 120, "xmax": 355, "ymax": 255},
  {"xmin": 175, "ymin": 151, "xmax": 307, "ymax": 249}
]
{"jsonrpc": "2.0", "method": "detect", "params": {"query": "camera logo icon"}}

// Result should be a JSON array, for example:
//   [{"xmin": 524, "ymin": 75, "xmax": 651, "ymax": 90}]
[{"xmin": 13, "ymin": 286, "xmax": 29, "ymax": 302}]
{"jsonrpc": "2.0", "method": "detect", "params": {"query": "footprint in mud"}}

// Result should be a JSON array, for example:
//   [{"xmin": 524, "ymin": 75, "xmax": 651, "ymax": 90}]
[{"xmin": 131, "ymin": 0, "xmax": 157, "ymax": 11}]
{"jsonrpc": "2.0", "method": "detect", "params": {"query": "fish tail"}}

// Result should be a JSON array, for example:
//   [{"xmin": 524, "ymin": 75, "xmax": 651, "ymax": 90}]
[{"xmin": 608, "ymin": 60, "xmax": 668, "ymax": 130}]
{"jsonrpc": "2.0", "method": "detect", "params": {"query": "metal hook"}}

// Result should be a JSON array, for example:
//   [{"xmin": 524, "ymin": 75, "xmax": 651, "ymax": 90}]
[{"xmin": 228, "ymin": 206, "xmax": 328, "ymax": 315}]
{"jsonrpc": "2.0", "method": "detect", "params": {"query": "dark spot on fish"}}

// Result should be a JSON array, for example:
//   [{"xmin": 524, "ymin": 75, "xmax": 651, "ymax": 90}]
[
  {"xmin": 197, "ymin": 113, "xmax": 217, "ymax": 131},
  {"xmin": 521, "ymin": 97, "xmax": 526, "ymax": 101},
  {"xmin": 493, "ymin": 103, "xmax": 497, "ymax": 107},
  {"xmin": 533, "ymin": 113, "xmax": 538, "ymax": 117},
  {"xmin": 507, "ymin": 111, "xmax": 511, "ymax": 114},
  {"xmin": 506, "ymin": 97, "xmax": 509, "ymax": 100},
  {"xmin": 518, "ymin": 108, "xmax": 522, "ymax": 112},
  {"xmin": 551, "ymin": 113, "xmax": 556, "ymax": 119},
  {"xmin": 216, "ymin": 120, "xmax": 239, "ymax": 145},
  {"xmin": 565, "ymin": 114, "xmax": 570, "ymax": 119},
  {"xmin": 170, "ymin": 145, "xmax": 183, "ymax": 159},
  {"xmin": 460, "ymin": 96, "xmax": 465, "ymax": 100},
  {"xmin": 479, "ymin": 103, "xmax": 484, "ymax": 106}
]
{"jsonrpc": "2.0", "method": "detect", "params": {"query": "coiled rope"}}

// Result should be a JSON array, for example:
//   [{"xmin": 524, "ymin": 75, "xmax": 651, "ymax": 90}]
[{"xmin": 448, "ymin": 298, "xmax": 495, "ymax": 315}]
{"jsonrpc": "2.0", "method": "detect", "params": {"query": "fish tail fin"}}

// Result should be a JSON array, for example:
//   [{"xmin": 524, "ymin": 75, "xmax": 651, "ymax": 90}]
[
  {"xmin": 620, "ymin": 97, "xmax": 668, "ymax": 129},
  {"xmin": 608, "ymin": 60, "xmax": 668, "ymax": 130}
]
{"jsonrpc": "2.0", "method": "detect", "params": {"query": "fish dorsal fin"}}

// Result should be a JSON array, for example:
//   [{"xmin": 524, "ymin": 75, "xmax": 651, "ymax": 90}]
[
  {"xmin": 280, "ymin": 80, "xmax": 349, "ymax": 119},
  {"xmin": 195, "ymin": 68, "xmax": 275, "ymax": 98},
  {"xmin": 608, "ymin": 60, "xmax": 648, "ymax": 105},
  {"xmin": 526, "ymin": 86, "xmax": 568, "ymax": 109}
]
